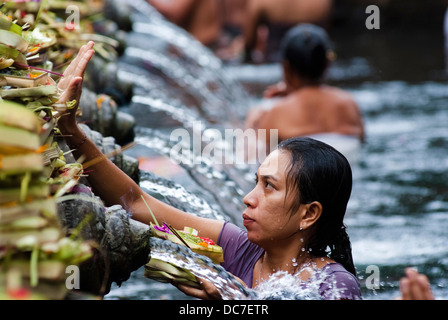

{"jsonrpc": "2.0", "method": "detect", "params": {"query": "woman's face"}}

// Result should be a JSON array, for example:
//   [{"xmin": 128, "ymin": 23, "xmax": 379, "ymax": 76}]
[{"xmin": 242, "ymin": 149, "xmax": 304, "ymax": 247}]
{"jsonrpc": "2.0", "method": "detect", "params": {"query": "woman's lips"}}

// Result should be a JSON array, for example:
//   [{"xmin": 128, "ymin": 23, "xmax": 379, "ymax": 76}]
[{"xmin": 242, "ymin": 213, "xmax": 255, "ymax": 227}]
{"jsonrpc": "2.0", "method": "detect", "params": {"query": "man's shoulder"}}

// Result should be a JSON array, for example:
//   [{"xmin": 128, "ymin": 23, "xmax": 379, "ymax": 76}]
[{"xmin": 322, "ymin": 86, "xmax": 356, "ymax": 102}]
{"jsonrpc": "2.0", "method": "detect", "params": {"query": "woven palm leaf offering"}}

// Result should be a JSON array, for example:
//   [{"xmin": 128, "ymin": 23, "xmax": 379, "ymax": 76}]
[
  {"xmin": 0, "ymin": 10, "xmax": 60, "ymax": 137},
  {"xmin": 0, "ymin": 12, "xmax": 27, "ymax": 69},
  {"xmin": 141, "ymin": 197, "xmax": 224, "ymax": 288},
  {"xmin": 0, "ymin": 9, "xmax": 56, "ymax": 88},
  {"xmin": 0, "ymin": 10, "xmax": 95, "ymax": 298},
  {"xmin": 1, "ymin": 1, "xmax": 143, "ymax": 299},
  {"xmin": 0, "ymin": 99, "xmax": 92, "ymax": 300}
]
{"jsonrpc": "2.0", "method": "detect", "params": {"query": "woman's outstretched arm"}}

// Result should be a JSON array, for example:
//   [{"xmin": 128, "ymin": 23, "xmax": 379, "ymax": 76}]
[{"xmin": 56, "ymin": 41, "xmax": 224, "ymax": 241}]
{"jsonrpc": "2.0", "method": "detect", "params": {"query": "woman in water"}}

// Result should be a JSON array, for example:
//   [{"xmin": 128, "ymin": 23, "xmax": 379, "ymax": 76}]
[{"xmin": 57, "ymin": 41, "xmax": 362, "ymax": 300}]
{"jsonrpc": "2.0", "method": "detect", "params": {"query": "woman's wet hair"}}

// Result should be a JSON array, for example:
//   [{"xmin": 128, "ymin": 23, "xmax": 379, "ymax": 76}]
[
  {"xmin": 278, "ymin": 137, "xmax": 357, "ymax": 276},
  {"xmin": 280, "ymin": 23, "xmax": 332, "ymax": 83}
]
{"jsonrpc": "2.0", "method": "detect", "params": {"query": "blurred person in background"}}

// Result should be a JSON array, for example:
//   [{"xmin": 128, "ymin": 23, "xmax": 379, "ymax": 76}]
[
  {"xmin": 239, "ymin": 0, "xmax": 333, "ymax": 63},
  {"xmin": 245, "ymin": 24, "xmax": 365, "ymax": 165},
  {"xmin": 146, "ymin": 0, "xmax": 333, "ymax": 65},
  {"xmin": 146, "ymin": 0, "xmax": 222, "ymax": 46}
]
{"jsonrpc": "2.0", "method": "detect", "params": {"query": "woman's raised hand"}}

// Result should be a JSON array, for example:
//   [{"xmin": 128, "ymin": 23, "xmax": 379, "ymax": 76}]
[{"xmin": 57, "ymin": 41, "xmax": 95, "ymax": 124}]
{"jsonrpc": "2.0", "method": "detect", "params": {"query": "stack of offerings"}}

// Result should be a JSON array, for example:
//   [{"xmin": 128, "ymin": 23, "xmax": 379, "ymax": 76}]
[
  {"xmin": 0, "ymin": 101, "xmax": 92, "ymax": 299},
  {"xmin": 1, "ymin": 9, "xmax": 127, "ymax": 299},
  {"xmin": 0, "ymin": 11, "xmax": 59, "ymax": 112},
  {"xmin": 0, "ymin": 11, "xmax": 84, "ymax": 198}
]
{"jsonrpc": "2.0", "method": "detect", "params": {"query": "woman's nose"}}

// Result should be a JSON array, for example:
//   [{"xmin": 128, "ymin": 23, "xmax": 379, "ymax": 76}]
[{"xmin": 243, "ymin": 187, "xmax": 257, "ymax": 208}]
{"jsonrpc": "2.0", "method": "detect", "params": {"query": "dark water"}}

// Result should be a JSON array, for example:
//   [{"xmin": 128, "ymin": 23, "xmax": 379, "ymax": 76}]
[
  {"xmin": 105, "ymin": 2, "xmax": 448, "ymax": 300},
  {"xmin": 332, "ymin": 23, "xmax": 448, "ymax": 300}
]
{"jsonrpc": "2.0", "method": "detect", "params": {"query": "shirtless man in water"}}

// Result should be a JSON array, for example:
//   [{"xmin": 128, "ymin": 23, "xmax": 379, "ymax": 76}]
[{"xmin": 245, "ymin": 24, "xmax": 365, "ymax": 155}]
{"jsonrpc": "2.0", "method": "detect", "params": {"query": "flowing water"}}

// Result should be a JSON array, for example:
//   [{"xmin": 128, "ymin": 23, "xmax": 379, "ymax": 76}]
[{"xmin": 105, "ymin": 1, "xmax": 448, "ymax": 300}]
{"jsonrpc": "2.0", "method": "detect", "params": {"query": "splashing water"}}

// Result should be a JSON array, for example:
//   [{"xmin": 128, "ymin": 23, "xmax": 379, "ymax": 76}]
[
  {"xmin": 254, "ymin": 271, "xmax": 323, "ymax": 300},
  {"xmin": 253, "ymin": 263, "xmax": 360, "ymax": 300},
  {"xmin": 149, "ymin": 237, "xmax": 356, "ymax": 300}
]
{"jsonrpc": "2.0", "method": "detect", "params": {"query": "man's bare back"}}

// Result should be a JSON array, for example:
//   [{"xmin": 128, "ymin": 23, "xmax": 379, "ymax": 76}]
[
  {"xmin": 148, "ymin": 0, "xmax": 221, "ymax": 46},
  {"xmin": 250, "ymin": 0, "xmax": 333, "ymax": 25},
  {"xmin": 242, "ymin": 0, "xmax": 333, "ymax": 62}
]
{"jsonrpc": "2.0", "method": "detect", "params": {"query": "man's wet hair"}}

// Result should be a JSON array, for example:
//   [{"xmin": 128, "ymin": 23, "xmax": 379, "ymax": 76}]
[{"xmin": 280, "ymin": 23, "xmax": 332, "ymax": 82}]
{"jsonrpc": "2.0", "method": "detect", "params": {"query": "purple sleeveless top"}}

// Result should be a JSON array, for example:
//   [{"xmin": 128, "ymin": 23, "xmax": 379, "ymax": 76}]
[{"xmin": 217, "ymin": 221, "xmax": 362, "ymax": 300}]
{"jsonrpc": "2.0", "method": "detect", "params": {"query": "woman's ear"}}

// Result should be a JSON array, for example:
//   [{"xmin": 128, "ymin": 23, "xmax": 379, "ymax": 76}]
[{"xmin": 299, "ymin": 201, "xmax": 322, "ymax": 230}]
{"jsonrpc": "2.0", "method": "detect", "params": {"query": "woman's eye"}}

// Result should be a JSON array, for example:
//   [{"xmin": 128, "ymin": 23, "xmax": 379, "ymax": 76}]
[
  {"xmin": 265, "ymin": 181, "xmax": 273, "ymax": 189},
  {"xmin": 254, "ymin": 174, "xmax": 274, "ymax": 189}
]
